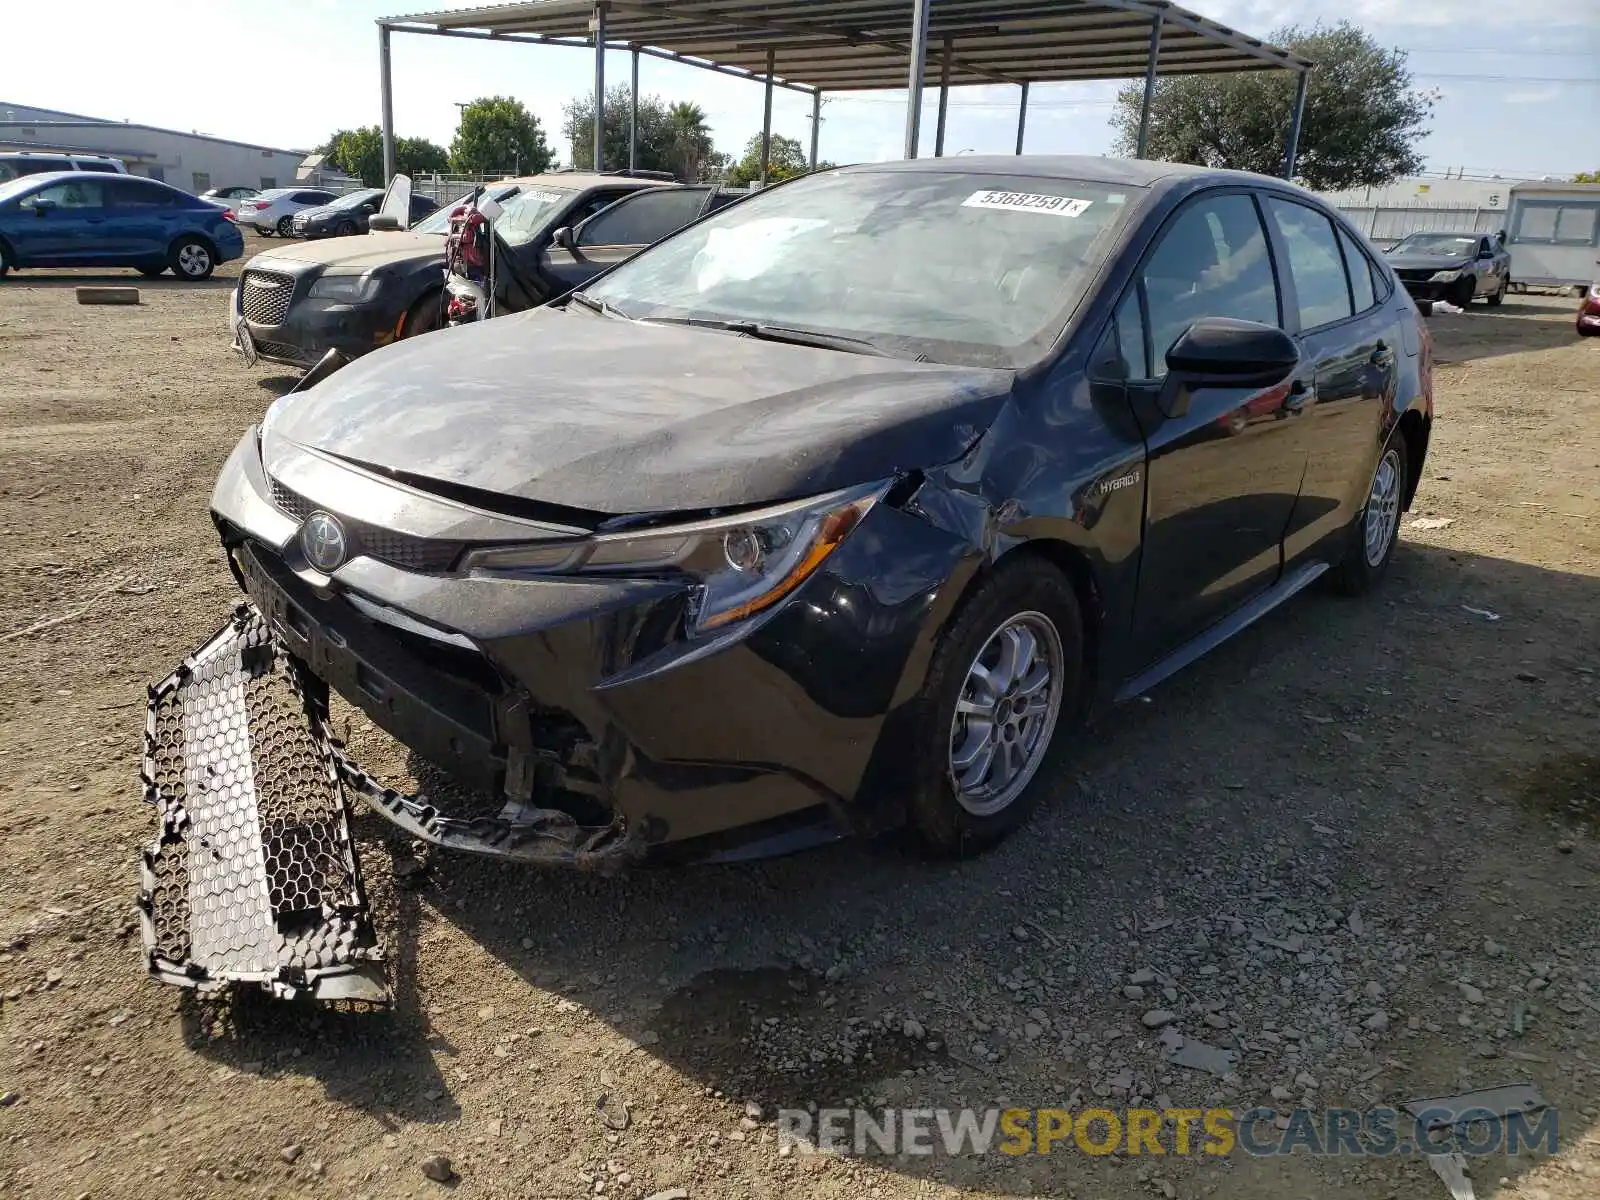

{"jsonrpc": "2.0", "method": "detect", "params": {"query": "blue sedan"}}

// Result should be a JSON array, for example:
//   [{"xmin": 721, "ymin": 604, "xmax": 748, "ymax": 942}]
[{"xmin": 0, "ymin": 171, "xmax": 245, "ymax": 281}]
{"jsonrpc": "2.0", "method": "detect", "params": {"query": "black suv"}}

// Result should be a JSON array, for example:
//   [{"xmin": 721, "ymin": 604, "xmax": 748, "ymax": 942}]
[{"xmin": 231, "ymin": 173, "xmax": 732, "ymax": 370}]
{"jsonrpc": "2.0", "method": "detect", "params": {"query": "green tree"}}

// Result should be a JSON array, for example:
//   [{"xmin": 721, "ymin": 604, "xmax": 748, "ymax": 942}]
[
  {"xmin": 322, "ymin": 127, "xmax": 449, "ymax": 186},
  {"xmin": 1574, "ymin": 170, "xmax": 1600, "ymax": 183},
  {"xmin": 563, "ymin": 85, "xmax": 695, "ymax": 177},
  {"xmin": 1109, "ymin": 22, "xmax": 1434, "ymax": 190},
  {"xmin": 724, "ymin": 134, "xmax": 828, "ymax": 187},
  {"xmin": 449, "ymin": 96, "xmax": 554, "ymax": 176}
]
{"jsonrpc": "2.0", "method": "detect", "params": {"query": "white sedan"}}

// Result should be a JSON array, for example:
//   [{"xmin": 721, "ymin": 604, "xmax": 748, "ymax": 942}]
[{"xmin": 233, "ymin": 187, "xmax": 339, "ymax": 237}]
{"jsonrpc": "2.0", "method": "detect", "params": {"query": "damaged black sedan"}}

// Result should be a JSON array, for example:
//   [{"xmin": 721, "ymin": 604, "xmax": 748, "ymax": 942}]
[{"xmin": 142, "ymin": 157, "xmax": 1433, "ymax": 1004}]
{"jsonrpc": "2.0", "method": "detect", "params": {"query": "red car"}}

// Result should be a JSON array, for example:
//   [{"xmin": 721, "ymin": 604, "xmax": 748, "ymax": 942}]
[{"xmin": 1579, "ymin": 283, "xmax": 1600, "ymax": 338}]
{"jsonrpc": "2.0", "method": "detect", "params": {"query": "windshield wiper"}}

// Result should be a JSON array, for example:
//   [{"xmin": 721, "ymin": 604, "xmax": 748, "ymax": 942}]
[
  {"xmin": 567, "ymin": 291, "xmax": 630, "ymax": 320},
  {"xmin": 638, "ymin": 316, "xmax": 895, "ymax": 358}
]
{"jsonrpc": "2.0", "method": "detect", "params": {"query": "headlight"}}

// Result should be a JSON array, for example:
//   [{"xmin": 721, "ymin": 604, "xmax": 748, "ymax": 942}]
[
  {"xmin": 310, "ymin": 274, "xmax": 379, "ymax": 302},
  {"xmin": 1429, "ymin": 269, "xmax": 1462, "ymax": 283},
  {"xmin": 464, "ymin": 481, "xmax": 888, "ymax": 634}
]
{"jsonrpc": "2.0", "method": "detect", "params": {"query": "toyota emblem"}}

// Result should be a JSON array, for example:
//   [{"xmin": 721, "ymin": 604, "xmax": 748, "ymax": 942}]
[{"xmin": 300, "ymin": 511, "xmax": 348, "ymax": 573}]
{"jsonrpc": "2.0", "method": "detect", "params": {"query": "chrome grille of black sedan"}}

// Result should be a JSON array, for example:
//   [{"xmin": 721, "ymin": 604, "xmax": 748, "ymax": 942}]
[
  {"xmin": 241, "ymin": 270, "xmax": 295, "ymax": 324},
  {"xmin": 267, "ymin": 477, "xmax": 465, "ymax": 574}
]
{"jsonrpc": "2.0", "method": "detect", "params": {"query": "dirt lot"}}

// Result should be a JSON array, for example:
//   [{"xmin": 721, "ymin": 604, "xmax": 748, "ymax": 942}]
[{"xmin": 1, "ymin": 241, "xmax": 1598, "ymax": 1200}]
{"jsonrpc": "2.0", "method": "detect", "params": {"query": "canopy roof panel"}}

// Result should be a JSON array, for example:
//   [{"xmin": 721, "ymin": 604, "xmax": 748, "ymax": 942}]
[{"xmin": 386, "ymin": 0, "xmax": 1311, "ymax": 92}]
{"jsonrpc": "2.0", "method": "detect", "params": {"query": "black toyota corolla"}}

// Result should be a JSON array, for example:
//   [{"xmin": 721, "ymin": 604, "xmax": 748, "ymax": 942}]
[{"xmin": 142, "ymin": 156, "xmax": 1433, "ymax": 1002}]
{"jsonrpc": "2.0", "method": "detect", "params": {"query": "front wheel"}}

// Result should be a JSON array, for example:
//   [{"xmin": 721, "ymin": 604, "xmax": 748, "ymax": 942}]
[
  {"xmin": 335, "ymin": 219, "xmax": 358, "ymax": 238},
  {"xmin": 169, "ymin": 237, "xmax": 215, "ymax": 280},
  {"xmin": 1332, "ymin": 433, "xmax": 1408, "ymax": 596},
  {"xmin": 0, "ymin": 242, "xmax": 10, "ymax": 278},
  {"xmin": 907, "ymin": 559, "xmax": 1082, "ymax": 855},
  {"xmin": 1448, "ymin": 277, "xmax": 1476, "ymax": 308}
]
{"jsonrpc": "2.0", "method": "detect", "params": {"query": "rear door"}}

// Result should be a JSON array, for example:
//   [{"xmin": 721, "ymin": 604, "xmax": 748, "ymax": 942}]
[
  {"xmin": 1127, "ymin": 189, "xmax": 1309, "ymax": 658},
  {"xmin": 1262, "ymin": 196, "xmax": 1397, "ymax": 566},
  {"xmin": 544, "ymin": 187, "xmax": 712, "ymax": 292},
  {"xmin": 104, "ymin": 177, "xmax": 179, "ymax": 260},
  {"xmin": 14, "ymin": 177, "xmax": 110, "ymax": 264}
]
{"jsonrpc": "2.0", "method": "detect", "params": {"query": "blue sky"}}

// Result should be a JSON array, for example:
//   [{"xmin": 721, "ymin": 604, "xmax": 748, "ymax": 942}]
[{"xmin": 6, "ymin": 0, "xmax": 1597, "ymax": 177}]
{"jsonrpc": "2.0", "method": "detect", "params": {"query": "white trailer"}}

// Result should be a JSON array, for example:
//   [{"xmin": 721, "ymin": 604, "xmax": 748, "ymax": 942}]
[{"xmin": 1506, "ymin": 182, "xmax": 1600, "ymax": 292}]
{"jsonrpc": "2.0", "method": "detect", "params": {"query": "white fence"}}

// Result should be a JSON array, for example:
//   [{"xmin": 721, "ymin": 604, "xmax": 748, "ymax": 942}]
[{"xmin": 1335, "ymin": 201, "xmax": 1507, "ymax": 249}]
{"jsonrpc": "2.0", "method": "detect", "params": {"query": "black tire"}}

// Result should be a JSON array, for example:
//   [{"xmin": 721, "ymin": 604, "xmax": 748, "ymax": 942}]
[
  {"xmin": 168, "ymin": 236, "xmax": 216, "ymax": 281},
  {"xmin": 276, "ymin": 216, "xmax": 295, "ymax": 237},
  {"xmin": 0, "ymin": 240, "xmax": 10, "ymax": 278},
  {"xmin": 139, "ymin": 265, "xmax": 167, "ymax": 279},
  {"xmin": 906, "ymin": 557, "xmax": 1083, "ymax": 856},
  {"xmin": 400, "ymin": 289, "xmax": 444, "ymax": 339},
  {"xmin": 1487, "ymin": 276, "xmax": 1507, "ymax": 307},
  {"xmin": 335, "ymin": 219, "xmax": 359, "ymax": 238},
  {"xmin": 1332, "ymin": 430, "xmax": 1409, "ymax": 597},
  {"xmin": 1448, "ymin": 277, "xmax": 1476, "ymax": 308}
]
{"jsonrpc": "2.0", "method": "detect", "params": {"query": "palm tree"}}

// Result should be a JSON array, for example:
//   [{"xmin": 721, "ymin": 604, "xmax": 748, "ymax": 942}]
[{"xmin": 666, "ymin": 102, "xmax": 713, "ymax": 182}]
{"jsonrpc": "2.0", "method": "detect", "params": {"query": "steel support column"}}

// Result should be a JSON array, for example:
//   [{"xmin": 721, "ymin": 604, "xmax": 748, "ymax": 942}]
[
  {"xmin": 379, "ymin": 24, "xmax": 396, "ymax": 183},
  {"xmin": 1015, "ymin": 81, "xmax": 1029, "ymax": 155},
  {"xmin": 1136, "ymin": 14, "xmax": 1163, "ymax": 158},
  {"xmin": 809, "ymin": 90, "xmax": 822, "ymax": 169},
  {"xmin": 933, "ymin": 37, "xmax": 953, "ymax": 156},
  {"xmin": 760, "ymin": 48, "xmax": 776, "ymax": 184},
  {"xmin": 903, "ymin": 0, "xmax": 932, "ymax": 158},
  {"xmin": 628, "ymin": 46, "xmax": 640, "ymax": 172},
  {"xmin": 1282, "ymin": 69, "xmax": 1309, "ymax": 179},
  {"xmin": 591, "ymin": 3, "xmax": 607, "ymax": 172}
]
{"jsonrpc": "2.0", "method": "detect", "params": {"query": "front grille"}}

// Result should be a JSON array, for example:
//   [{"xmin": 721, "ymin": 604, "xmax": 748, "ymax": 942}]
[
  {"xmin": 1395, "ymin": 269, "xmax": 1437, "ymax": 283},
  {"xmin": 241, "ymin": 269, "xmax": 295, "ymax": 325},
  {"xmin": 268, "ymin": 476, "xmax": 465, "ymax": 574}
]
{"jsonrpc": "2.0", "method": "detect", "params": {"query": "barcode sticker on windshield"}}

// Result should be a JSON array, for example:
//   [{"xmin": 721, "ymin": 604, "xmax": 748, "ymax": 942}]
[
  {"xmin": 962, "ymin": 190, "xmax": 1092, "ymax": 217},
  {"xmin": 527, "ymin": 190, "xmax": 563, "ymax": 203}
]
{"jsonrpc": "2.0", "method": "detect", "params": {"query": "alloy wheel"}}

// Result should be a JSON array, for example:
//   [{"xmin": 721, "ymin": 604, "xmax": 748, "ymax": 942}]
[
  {"xmin": 1364, "ymin": 447, "xmax": 1403, "ymax": 567},
  {"xmin": 176, "ymin": 243, "xmax": 211, "ymax": 278},
  {"xmin": 948, "ymin": 611, "xmax": 1065, "ymax": 816}
]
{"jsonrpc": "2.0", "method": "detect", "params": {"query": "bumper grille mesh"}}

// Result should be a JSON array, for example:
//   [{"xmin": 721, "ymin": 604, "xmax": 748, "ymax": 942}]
[
  {"xmin": 268, "ymin": 476, "xmax": 465, "ymax": 574},
  {"xmin": 241, "ymin": 270, "xmax": 294, "ymax": 325}
]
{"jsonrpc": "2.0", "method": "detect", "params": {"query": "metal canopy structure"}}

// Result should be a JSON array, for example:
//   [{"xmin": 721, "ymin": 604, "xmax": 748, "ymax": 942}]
[{"xmin": 380, "ymin": 0, "xmax": 1313, "ymax": 184}]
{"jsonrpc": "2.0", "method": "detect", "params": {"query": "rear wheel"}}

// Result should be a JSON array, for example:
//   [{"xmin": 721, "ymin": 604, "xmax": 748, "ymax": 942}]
[
  {"xmin": 1487, "ymin": 275, "xmax": 1507, "ymax": 307},
  {"xmin": 907, "ymin": 558, "xmax": 1082, "ymax": 855},
  {"xmin": 169, "ymin": 237, "xmax": 215, "ymax": 281},
  {"xmin": 1332, "ymin": 432, "xmax": 1408, "ymax": 596},
  {"xmin": 0, "ymin": 241, "xmax": 10, "ymax": 278},
  {"xmin": 276, "ymin": 216, "xmax": 295, "ymax": 237}
]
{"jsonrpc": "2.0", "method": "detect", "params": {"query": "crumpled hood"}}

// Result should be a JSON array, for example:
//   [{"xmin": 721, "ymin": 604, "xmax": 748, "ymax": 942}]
[
  {"xmin": 246, "ymin": 231, "xmax": 444, "ymax": 271},
  {"xmin": 1385, "ymin": 252, "xmax": 1472, "ymax": 272},
  {"xmin": 266, "ymin": 307, "xmax": 1015, "ymax": 515}
]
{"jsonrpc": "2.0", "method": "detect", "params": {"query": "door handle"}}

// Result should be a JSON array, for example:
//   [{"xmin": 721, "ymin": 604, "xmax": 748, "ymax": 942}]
[
  {"xmin": 1370, "ymin": 339, "xmax": 1394, "ymax": 366},
  {"xmin": 1283, "ymin": 380, "xmax": 1315, "ymax": 413}
]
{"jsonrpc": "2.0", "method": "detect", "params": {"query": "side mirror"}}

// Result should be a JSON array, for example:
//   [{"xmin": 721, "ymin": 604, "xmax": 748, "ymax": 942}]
[
  {"xmin": 1165, "ymin": 317, "xmax": 1299, "ymax": 384},
  {"xmin": 30, "ymin": 198, "xmax": 56, "ymax": 217},
  {"xmin": 552, "ymin": 225, "xmax": 577, "ymax": 252},
  {"xmin": 367, "ymin": 212, "xmax": 402, "ymax": 232}
]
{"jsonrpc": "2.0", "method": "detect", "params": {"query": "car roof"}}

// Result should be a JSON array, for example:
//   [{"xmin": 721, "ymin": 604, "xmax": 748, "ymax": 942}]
[
  {"xmin": 837, "ymin": 154, "xmax": 1283, "ymax": 191},
  {"xmin": 497, "ymin": 172, "xmax": 672, "ymax": 192}
]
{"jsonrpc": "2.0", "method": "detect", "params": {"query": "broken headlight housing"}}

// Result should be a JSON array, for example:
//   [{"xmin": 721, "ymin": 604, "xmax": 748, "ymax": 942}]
[{"xmin": 464, "ymin": 481, "xmax": 887, "ymax": 633}]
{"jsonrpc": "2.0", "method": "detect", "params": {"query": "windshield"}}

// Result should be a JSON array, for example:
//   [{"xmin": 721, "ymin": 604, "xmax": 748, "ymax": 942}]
[
  {"xmin": 493, "ymin": 186, "xmax": 574, "ymax": 247},
  {"xmin": 0, "ymin": 175, "xmax": 44, "ymax": 202},
  {"xmin": 1392, "ymin": 233, "xmax": 1479, "ymax": 256},
  {"xmin": 327, "ymin": 189, "xmax": 382, "ymax": 210},
  {"xmin": 412, "ymin": 185, "xmax": 522, "ymax": 234},
  {"xmin": 586, "ymin": 170, "xmax": 1141, "ymax": 367}
]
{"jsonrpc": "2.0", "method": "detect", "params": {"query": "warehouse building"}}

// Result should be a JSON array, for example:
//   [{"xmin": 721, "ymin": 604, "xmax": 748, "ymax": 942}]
[{"xmin": 0, "ymin": 101, "xmax": 321, "ymax": 195}]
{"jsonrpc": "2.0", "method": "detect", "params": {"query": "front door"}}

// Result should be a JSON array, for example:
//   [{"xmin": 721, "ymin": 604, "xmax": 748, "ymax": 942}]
[
  {"xmin": 15, "ymin": 177, "xmax": 110, "ymax": 264},
  {"xmin": 542, "ymin": 187, "xmax": 713, "ymax": 294},
  {"xmin": 1127, "ymin": 190, "xmax": 1309, "ymax": 660}
]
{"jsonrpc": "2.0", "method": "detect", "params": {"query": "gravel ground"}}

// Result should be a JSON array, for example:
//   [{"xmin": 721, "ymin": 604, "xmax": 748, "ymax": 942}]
[{"xmin": 0, "ymin": 241, "xmax": 1597, "ymax": 1200}]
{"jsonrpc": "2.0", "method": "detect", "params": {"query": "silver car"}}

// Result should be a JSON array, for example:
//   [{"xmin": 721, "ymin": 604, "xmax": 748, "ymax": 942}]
[{"xmin": 233, "ymin": 187, "xmax": 338, "ymax": 237}]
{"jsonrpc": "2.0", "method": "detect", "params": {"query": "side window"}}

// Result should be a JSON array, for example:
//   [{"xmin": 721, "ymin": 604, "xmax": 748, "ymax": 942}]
[
  {"xmin": 1140, "ymin": 192, "xmax": 1279, "ymax": 378},
  {"xmin": 1267, "ymin": 197, "xmax": 1354, "ymax": 330},
  {"xmin": 1336, "ymin": 225, "xmax": 1376, "ymax": 314},
  {"xmin": 1114, "ymin": 289, "xmax": 1149, "ymax": 379},
  {"xmin": 578, "ymin": 188, "xmax": 710, "ymax": 248},
  {"xmin": 568, "ymin": 188, "xmax": 638, "ymax": 228},
  {"xmin": 77, "ymin": 162, "xmax": 121, "ymax": 174},
  {"xmin": 107, "ymin": 179, "xmax": 172, "ymax": 209},
  {"xmin": 21, "ymin": 179, "xmax": 105, "ymax": 208}
]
